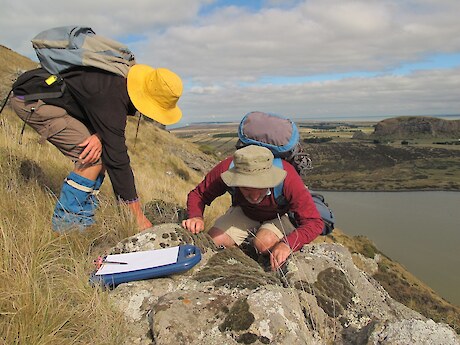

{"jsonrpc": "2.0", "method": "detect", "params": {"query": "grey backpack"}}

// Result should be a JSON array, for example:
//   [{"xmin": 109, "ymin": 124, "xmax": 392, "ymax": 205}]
[
  {"xmin": 236, "ymin": 111, "xmax": 312, "ymax": 176},
  {"xmin": 32, "ymin": 26, "xmax": 136, "ymax": 77}
]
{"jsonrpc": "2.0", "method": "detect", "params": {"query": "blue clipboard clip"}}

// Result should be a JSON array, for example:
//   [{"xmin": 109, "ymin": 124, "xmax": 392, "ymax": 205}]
[{"xmin": 90, "ymin": 245, "xmax": 201, "ymax": 288}]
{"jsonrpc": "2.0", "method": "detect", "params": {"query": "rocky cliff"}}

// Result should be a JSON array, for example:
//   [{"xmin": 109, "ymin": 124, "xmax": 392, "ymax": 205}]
[
  {"xmin": 372, "ymin": 116, "xmax": 460, "ymax": 139},
  {"xmin": 100, "ymin": 224, "xmax": 459, "ymax": 345}
]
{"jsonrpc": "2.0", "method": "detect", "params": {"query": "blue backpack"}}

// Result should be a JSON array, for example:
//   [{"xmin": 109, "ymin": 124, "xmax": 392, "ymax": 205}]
[{"xmin": 229, "ymin": 158, "xmax": 335, "ymax": 236}]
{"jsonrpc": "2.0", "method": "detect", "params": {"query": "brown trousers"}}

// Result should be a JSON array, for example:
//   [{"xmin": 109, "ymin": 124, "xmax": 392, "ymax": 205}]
[{"xmin": 11, "ymin": 97, "xmax": 100, "ymax": 167}]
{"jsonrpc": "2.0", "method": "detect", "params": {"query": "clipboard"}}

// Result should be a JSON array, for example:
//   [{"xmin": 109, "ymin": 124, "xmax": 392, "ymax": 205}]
[{"xmin": 89, "ymin": 245, "xmax": 201, "ymax": 288}]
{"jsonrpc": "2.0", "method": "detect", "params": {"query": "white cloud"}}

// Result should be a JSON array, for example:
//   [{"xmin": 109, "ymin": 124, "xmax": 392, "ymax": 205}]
[
  {"xmin": 1, "ymin": 0, "xmax": 459, "ymax": 124},
  {"xmin": 179, "ymin": 67, "xmax": 460, "ymax": 123},
  {"xmin": 0, "ymin": 0, "xmax": 210, "ymax": 59},
  {"xmin": 301, "ymin": 1, "xmax": 392, "ymax": 34},
  {"xmin": 143, "ymin": 0, "xmax": 460, "ymax": 82}
]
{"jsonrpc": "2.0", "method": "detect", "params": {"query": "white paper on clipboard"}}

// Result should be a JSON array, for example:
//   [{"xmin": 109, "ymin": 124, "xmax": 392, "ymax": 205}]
[{"xmin": 95, "ymin": 246, "xmax": 179, "ymax": 276}]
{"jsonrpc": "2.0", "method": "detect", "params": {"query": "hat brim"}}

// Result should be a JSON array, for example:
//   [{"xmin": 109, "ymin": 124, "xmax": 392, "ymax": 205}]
[
  {"xmin": 221, "ymin": 165, "xmax": 287, "ymax": 188},
  {"xmin": 127, "ymin": 64, "xmax": 182, "ymax": 125}
]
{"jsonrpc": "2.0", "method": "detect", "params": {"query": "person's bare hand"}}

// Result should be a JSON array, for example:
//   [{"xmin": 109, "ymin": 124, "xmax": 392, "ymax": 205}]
[
  {"xmin": 126, "ymin": 200, "xmax": 153, "ymax": 231},
  {"xmin": 270, "ymin": 241, "xmax": 292, "ymax": 271},
  {"xmin": 182, "ymin": 217, "xmax": 205, "ymax": 234},
  {"xmin": 78, "ymin": 134, "xmax": 102, "ymax": 164}
]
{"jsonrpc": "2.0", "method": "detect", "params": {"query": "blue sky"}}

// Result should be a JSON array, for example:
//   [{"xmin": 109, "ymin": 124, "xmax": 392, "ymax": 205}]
[
  {"xmin": 1, "ymin": 0, "xmax": 460, "ymax": 125},
  {"xmin": 254, "ymin": 52, "xmax": 460, "ymax": 84},
  {"xmin": 199, "ymin": 0, "xmax": 269, "ymax": 14},
  {"xmin": 392, "ymin": 53, "xmax": 460, "ymax": 74}
]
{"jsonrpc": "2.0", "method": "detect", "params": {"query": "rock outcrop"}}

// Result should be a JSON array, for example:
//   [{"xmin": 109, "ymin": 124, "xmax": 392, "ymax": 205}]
[
  {"xmin": 372, "ymin": 116, "xmax": 460, "ymax": 139},
  {"xmin": 351, "ymin": 130, "xmax": 369, "ymax": 140},
  {"xmin": 104, "ymin": 224, "xmax": 459, "ymax": 345}
]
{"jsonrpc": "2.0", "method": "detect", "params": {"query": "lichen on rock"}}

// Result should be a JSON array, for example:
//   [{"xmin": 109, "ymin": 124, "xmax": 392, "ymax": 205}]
[
  {"xmin": 194, "ymin": 247, "xmax": 281, "ymax": 289},
  {"xmin": 313, "ymin": 267, "xmax": 355, "ymax": 318},
  {"xmin": 219, "ymin": 297, "xmax": 255, "ymax": 332}
]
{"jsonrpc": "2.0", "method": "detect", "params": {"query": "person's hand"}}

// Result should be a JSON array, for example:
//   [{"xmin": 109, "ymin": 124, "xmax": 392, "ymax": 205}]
[
  {"xmin": 270, "ymin": 241, "xmax": 292, "ymax": 271},
  {"xmin": 78, "ymin": 134, "xmax": 102, "ymax": 164},
  {"xmin": 182, "ymin": 217, "xmax": 205, "ymax": 234},
  {"xmin": 126, "ymin": 201, "xmax": 153, "ymax": 231}
]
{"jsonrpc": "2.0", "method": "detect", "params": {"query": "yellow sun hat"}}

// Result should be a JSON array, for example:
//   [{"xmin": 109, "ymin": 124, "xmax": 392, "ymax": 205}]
[{"xmin": 127, "ymin": 64, "xmax": 183, "ymax": 125}]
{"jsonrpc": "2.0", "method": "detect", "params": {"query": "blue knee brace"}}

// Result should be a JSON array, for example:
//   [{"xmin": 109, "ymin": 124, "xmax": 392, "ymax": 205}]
[{"xmin": 52, "ymin": 172, "xmax": 97, "ymax": 231}]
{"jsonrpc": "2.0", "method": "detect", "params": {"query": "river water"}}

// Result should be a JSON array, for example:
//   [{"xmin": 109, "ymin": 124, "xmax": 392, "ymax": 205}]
[{"xmin": 319, "ymin": 191, "xmax": 460, "ymax": 306}]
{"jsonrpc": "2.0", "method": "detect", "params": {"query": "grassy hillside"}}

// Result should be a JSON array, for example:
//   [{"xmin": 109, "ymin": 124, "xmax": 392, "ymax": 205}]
[{"xmin": 304, "ymin": 141, "xmax": 460, "ymax": 191}]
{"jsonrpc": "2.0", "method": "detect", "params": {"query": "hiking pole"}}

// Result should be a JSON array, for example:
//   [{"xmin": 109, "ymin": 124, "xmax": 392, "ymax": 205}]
[
  {"xmin": 133, "ymin": 111, "xmax": 142, "ymax": 151},
  {"xmin": 18, "ymin": 107, "xmax": 35, "ymax": 145},
  {"xmin": 0, "ymin": 89, "xmax": 13, "ymax": 116}
]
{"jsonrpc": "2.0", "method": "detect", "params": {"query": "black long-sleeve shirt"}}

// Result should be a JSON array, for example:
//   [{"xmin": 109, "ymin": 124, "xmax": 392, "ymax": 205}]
[{"xmin": 48, "ymin": 68, "xmax": 138, "ymax": 201}]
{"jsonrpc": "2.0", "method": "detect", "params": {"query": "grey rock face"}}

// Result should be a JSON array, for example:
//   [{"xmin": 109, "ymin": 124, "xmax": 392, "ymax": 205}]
[
  {"xmin": 105, "ymin": 224, "xmax": 459, "ymax": 345},
  {"xmin": 369, "ymin": 319, "xmax": 459, "ymax": 345},
  {"xmin": 372, "ymin": 116, "xmax": 460, "ymax": 139}
]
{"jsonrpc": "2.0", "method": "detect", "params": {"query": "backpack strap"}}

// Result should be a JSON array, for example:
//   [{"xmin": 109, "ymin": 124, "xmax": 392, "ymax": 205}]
[
  {"xmin": 227, "ymin": 160, "xmax": 237, "ymax": 204},
  {"xmin": 22, "ymin": 86, "xmax": 66, "ymax": 102},
  {"xmin": 272, "ymin": 158, "xmax": 287, "ymax": 207}
]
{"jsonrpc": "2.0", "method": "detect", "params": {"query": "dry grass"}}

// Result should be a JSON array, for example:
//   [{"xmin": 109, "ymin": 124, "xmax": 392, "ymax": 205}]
[
  {"xmin": 0, "ymin": 107, "xmax": 230, "ymax": 344},
  {"xmin": 0, "ymin": 110, "xmax": 129, "ymax": 344}
]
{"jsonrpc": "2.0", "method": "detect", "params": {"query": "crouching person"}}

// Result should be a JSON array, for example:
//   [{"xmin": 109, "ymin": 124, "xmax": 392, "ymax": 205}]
[{"xmin": 182, "ymin": 145, "xmax": 324, "ymax": 270}]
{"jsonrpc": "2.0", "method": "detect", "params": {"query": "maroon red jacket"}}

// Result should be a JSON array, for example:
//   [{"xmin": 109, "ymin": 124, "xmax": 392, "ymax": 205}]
[{"xmin": 186, "ymin": 156, "xmax": 324, "ymax": 251}]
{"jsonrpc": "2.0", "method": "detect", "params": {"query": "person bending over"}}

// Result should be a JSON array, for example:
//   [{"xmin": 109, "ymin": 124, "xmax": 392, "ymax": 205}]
[{"xmin": 11, "ymin": 64, "xmax": 182, "ymax": 231}]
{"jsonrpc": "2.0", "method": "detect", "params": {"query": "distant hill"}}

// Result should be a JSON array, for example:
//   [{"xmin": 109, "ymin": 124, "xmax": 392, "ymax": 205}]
[{"xmin": 372, "ymin": 116, "xmax": 460, "ymax": 139}]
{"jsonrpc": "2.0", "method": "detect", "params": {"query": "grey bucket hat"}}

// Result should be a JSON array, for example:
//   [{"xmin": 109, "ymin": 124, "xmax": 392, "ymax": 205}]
[{"xmin": 221, "ymin": 145, "xmax": 287, "ymax": 188}]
